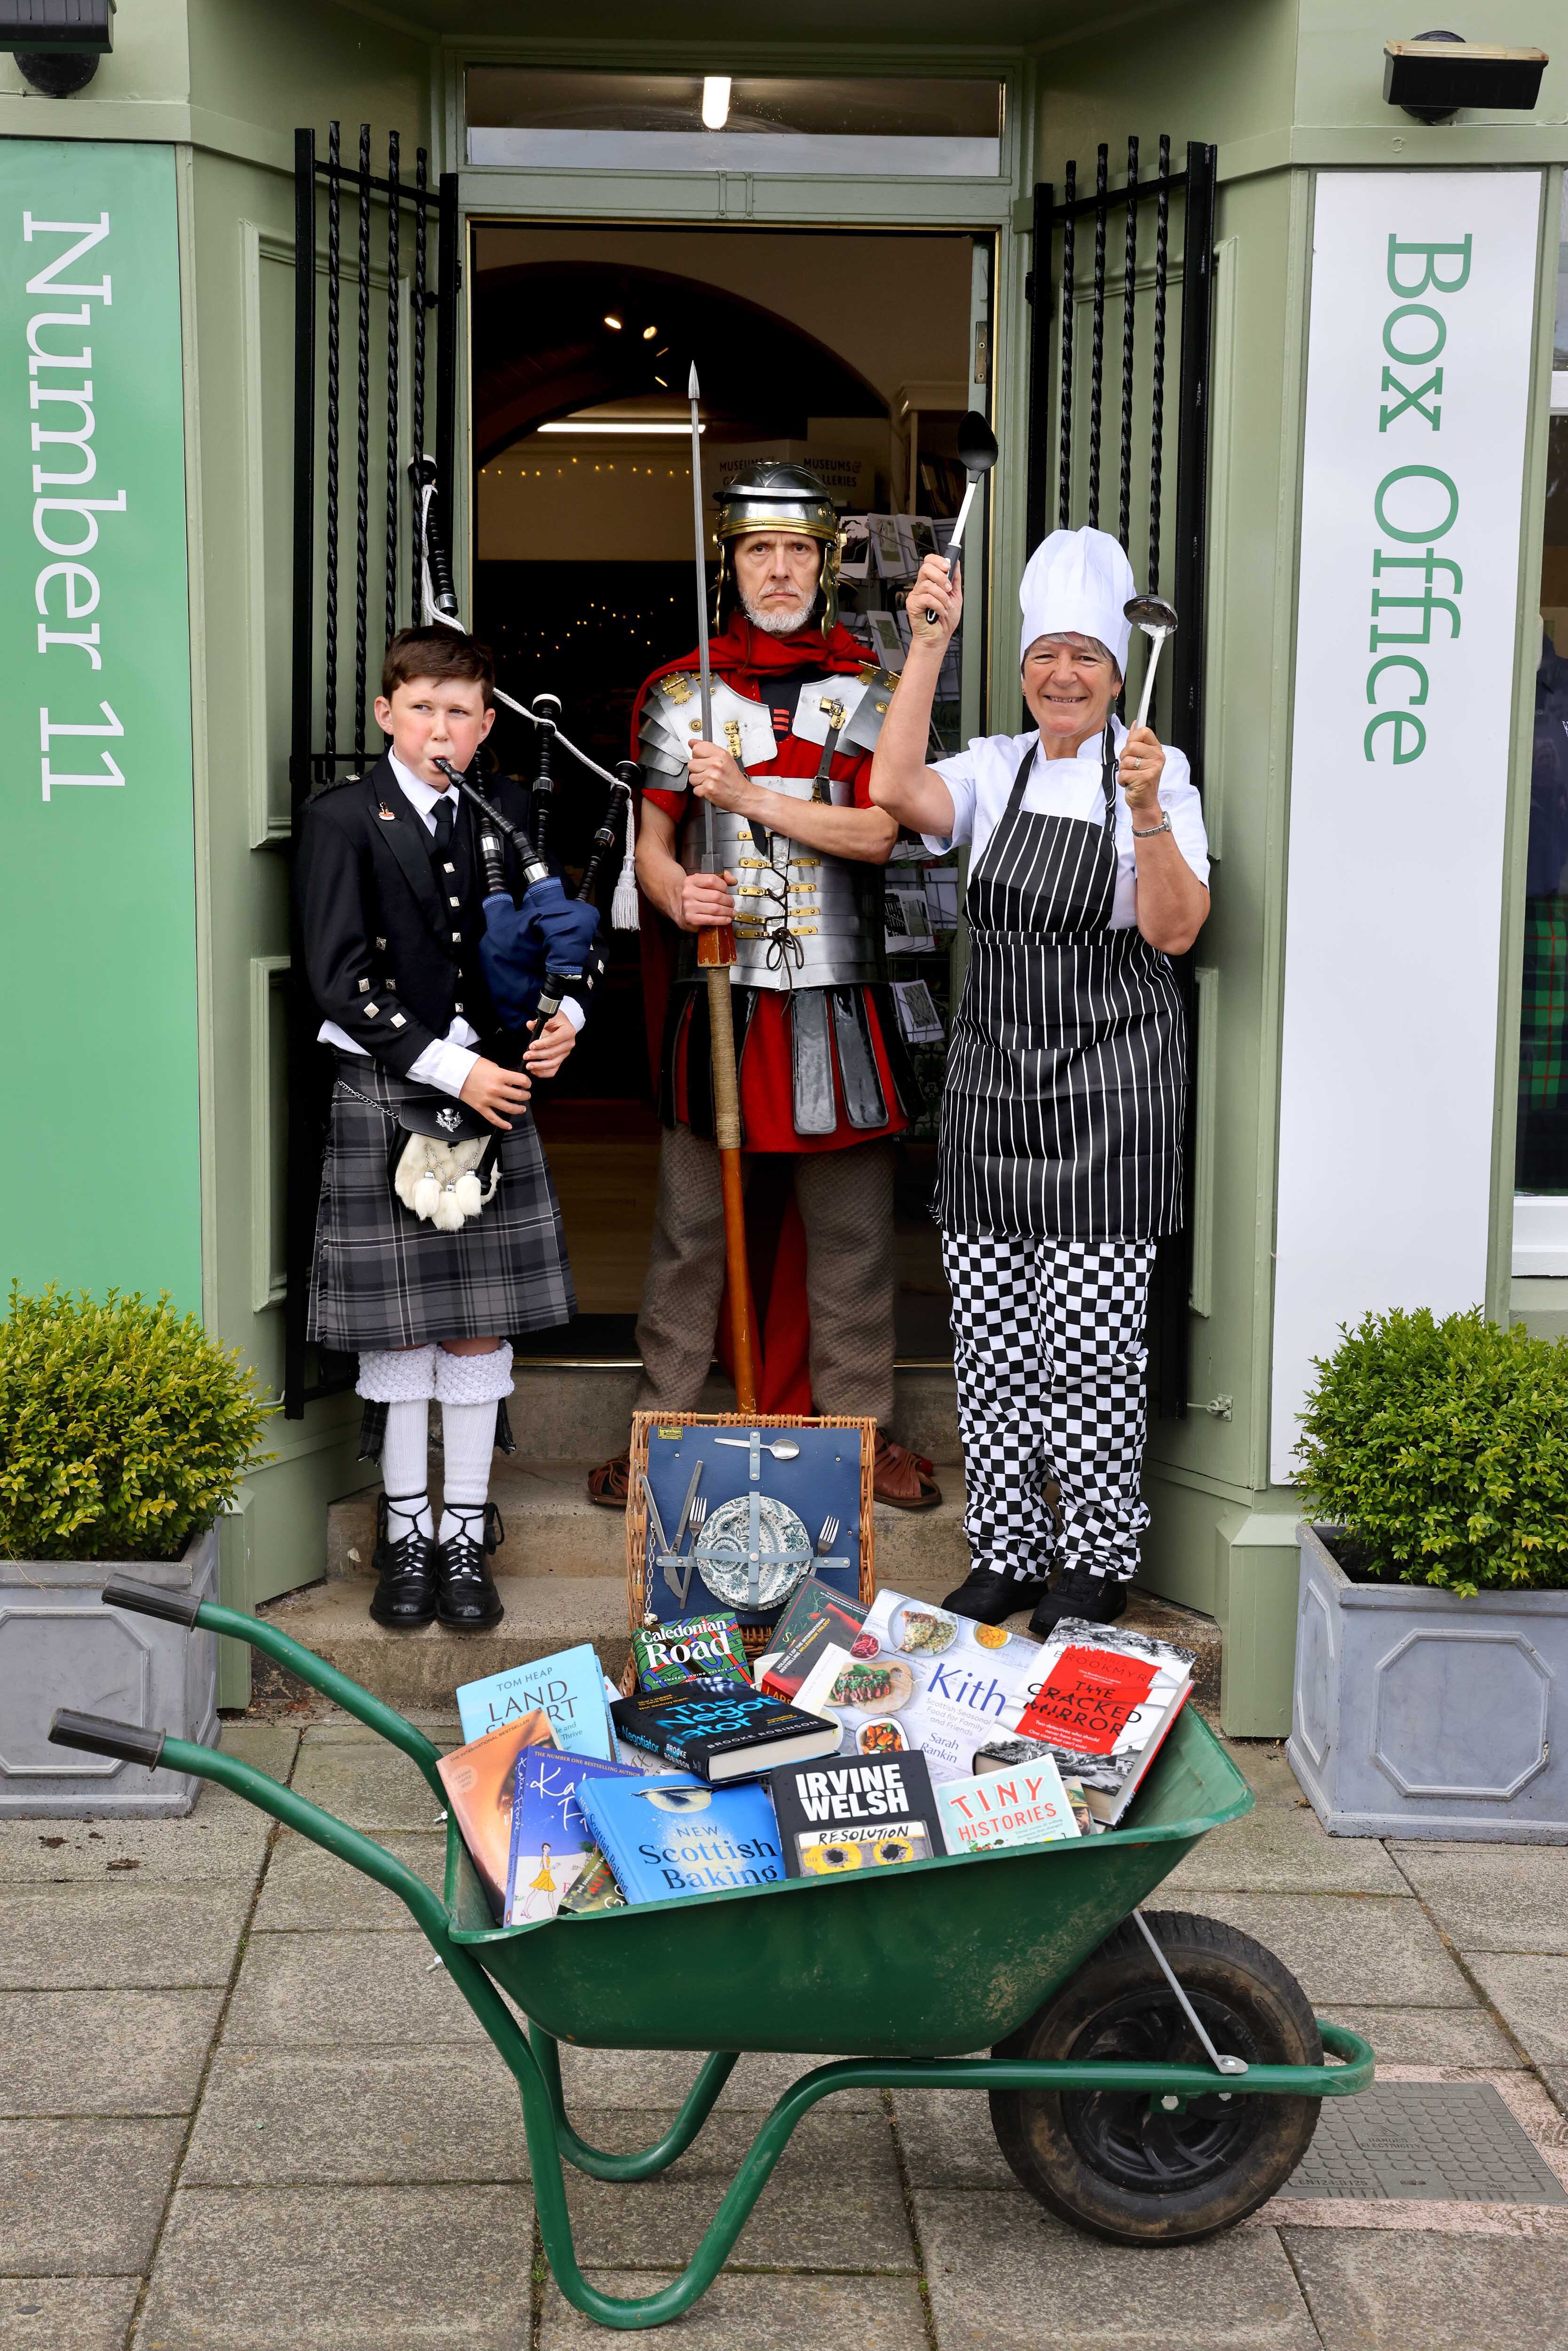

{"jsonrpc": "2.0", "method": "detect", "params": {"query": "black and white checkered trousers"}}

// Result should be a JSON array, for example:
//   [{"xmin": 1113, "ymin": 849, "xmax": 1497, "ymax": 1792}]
[{"xmin": 940, "ymin": 1230, "xmax": 1158, "ymax": 1587}]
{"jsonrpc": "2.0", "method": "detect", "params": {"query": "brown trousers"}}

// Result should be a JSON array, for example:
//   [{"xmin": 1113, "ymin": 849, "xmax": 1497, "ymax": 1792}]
[{"xmin": 633, "ymin": 1124, "xmax": 897, "ymax": 1426}]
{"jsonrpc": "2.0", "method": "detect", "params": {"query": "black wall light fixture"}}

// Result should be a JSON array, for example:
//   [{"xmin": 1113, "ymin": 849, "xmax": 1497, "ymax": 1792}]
[
  {"xmin": 1384, "ymin": 32, "xmax": 1548, "ymax": 124},
  {"xmin": 1, "ymin": 0, "xmax": 115, "ymax": 97}
]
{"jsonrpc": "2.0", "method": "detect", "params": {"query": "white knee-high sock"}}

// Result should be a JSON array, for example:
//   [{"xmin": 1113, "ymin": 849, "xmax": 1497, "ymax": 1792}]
[
  {"xmin": 433, "ymin": 1343, "xmax": 513, "ymax": 1546},
  {"xmin": 438, "ymin": 1400, "xmax": 498, "ymax": 1542},
  {"xmin": 381, "ymin": 1400, "xmax": 433, "ymax": 1541}
]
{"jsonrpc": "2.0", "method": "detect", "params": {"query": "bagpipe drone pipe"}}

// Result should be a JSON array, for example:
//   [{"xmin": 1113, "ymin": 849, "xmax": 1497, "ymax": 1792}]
[{"xmin": 411, "ymin": 458, "xmax": 641, "ymax": 1016}]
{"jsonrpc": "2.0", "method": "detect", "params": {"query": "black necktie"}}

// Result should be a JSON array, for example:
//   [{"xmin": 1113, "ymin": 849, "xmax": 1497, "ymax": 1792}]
[{"xmin": 431, "ymin": 795, "xmax": 456, "ymax": 854}]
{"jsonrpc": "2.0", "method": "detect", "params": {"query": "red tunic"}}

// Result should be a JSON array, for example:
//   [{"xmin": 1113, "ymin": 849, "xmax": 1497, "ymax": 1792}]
[{"xmin": 636, "ymin": 617, "xmax": 909, "ymax": 1154}]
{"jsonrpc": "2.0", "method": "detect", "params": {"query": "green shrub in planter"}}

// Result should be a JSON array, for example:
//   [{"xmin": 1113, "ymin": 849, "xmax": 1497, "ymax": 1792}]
[
  {"xmin": 1295, "ymin": 1306, "xmax": 1568, "ymax": 1596},
  {"xmin": 0, "ymin": 1285, "xmax": 274, "ymax": 1563}
]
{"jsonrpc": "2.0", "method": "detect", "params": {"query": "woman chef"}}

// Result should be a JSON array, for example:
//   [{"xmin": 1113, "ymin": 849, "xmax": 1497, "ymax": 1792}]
[{"xmin": 870, "ymin": 528, "xmax": 1210, "ymax": 1634}]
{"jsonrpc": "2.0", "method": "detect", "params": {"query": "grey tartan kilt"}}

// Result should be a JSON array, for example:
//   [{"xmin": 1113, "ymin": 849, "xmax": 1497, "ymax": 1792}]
[{"xmin": 306, "ymin": 1057, "xmax": 576, "ymax": 1351}]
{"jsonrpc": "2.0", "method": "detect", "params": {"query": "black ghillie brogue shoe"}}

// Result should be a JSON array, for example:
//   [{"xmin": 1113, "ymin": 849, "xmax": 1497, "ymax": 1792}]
[
  {"xmin": 436, "ymin": 1502, "xmax": 506, "ymax": 1630},
  {"xmin": 368, "ymin": 1493, "xmax": 438, "ymax": 1629},
  {"xmin": 940, "ymin": 1570, "xmax": 1050, "ymax": 1627},
  {"xmin": 1027, "ymin": 1563, "xmax": 1129, "ymax": 1639}
]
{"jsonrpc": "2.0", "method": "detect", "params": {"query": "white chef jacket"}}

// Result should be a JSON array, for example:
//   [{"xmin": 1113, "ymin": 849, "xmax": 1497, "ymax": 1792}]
[
  {"xmin": 924, "ymin": 718, "xmax": 1210, "ymax": 930},
  {"xmin": 317, "ymin": 752, "xmax": 584, "ymax": 1096}
]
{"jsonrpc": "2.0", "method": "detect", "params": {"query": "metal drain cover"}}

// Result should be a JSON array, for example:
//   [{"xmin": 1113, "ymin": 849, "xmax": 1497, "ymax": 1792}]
[{"xmin": 1289, "ymin": 2083, "xmax": 1566, "ymax": 2203}]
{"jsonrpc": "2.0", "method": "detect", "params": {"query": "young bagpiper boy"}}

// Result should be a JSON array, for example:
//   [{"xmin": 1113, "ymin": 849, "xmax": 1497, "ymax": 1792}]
[{"xmin": 297, "ymin": 628, "xmax": 597, "ymax": 1633}]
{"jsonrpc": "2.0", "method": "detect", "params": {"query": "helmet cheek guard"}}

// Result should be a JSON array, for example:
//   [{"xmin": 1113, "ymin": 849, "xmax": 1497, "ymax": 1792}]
[{"xmin": 713, "ymin": 462, "xmax": 843, "ymax": 633}]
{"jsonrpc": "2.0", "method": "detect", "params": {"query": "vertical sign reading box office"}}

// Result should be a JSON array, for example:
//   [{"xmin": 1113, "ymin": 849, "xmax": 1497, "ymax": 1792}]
[
  {"xmin": 1270, "ymin": 172, "xmax": 1544, "ymax": 1484},
  {"xmin": 0, "ymin": 142, "xmax": 199, "ymax": 1310}
]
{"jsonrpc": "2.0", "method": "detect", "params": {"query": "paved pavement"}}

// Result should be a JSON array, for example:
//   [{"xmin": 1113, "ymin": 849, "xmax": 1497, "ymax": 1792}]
[{"xmin": 7, "ymin": 1714, "xmax": 1568, "ymax": 2350}]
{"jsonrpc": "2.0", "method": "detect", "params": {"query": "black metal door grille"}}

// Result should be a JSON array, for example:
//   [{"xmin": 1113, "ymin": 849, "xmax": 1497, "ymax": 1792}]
[
  {"xmin": 283, "ymin": 123, "xmax": 460, "ymax": 1418},
  {"xmin": 1025, "ymin": 138, "xmax": 1218, "ymax": 1415}
]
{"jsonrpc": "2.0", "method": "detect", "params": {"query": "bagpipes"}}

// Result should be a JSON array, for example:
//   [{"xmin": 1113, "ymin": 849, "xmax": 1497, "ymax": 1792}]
[{"xmin": 387, "ymin": 462, "xmax": 640, "ymax": 1232}]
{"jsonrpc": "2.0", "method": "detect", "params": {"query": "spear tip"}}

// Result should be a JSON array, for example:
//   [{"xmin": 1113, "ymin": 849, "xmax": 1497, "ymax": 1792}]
[{"xmin": 687, "ymin": 361, "xmax": 700, "ymax": 401}]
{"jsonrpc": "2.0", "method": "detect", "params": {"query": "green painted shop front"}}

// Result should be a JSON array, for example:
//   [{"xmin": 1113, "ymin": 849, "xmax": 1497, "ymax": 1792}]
[{"xmin": 1, "ymin": 3, "xmax": 1562, "ymax": 1731}]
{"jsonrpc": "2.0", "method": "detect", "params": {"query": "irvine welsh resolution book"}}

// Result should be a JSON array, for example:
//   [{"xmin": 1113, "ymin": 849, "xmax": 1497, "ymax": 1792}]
[{"xmin": 769, "ymin": 1751, "xmax": 942, "ymax": 1877}]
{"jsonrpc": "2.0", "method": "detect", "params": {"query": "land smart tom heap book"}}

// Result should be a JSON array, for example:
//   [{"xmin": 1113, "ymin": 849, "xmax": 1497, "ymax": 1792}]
[{"xmin": 456, "ymin": 1642, "xmax": 615, "ymax": 1759}]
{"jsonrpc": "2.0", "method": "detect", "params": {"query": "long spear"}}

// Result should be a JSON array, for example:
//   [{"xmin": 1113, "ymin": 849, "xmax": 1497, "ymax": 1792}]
[{"xmin": 688, "ymin": 363, "xmax": 757, "ymax": 1415}]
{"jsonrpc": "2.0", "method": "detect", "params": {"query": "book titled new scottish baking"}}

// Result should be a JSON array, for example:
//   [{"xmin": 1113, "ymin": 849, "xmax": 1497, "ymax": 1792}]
[
  {"xmin": 611, "ymin": 1683, "xmax": 841, "ymax": 1783},
  {"xmin": 456, "ymin": 1643, "xmax": 615, "ymax": 1759},
  {"xmin": 575, "ymin": 1773, "xmax": 786, "ymax": 1903}
]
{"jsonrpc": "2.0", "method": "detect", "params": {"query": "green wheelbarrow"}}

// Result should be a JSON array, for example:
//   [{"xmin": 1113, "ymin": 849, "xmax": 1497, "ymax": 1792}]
[{"xmin": 50, "ymin": 1581, "xmax": 1372, "ymax": 2332}]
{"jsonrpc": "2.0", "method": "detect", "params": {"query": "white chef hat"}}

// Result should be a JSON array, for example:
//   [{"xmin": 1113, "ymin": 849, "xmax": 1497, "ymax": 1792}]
[{"xmin": 1018, "ymin": 527, "xmax": 1135, "ymax": 674}]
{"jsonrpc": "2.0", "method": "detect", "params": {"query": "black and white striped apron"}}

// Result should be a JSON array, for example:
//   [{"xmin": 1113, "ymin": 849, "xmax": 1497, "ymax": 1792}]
[{"xmin": 938, "ymin": 732, "xmax": 1185, "ymax": 1241}]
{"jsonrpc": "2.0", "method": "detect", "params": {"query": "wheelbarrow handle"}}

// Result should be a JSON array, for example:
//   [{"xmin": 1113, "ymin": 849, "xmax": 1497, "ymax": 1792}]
[
  {"xmin": 49, "ymin": 1708, "xmax": 166, "ymax": 1770},
  {"xmin": 98, "ymin": 1586, "xmax": 448, "ymax": 1805},
  {"xmin": 102, "ymin": 1576, "xmax": 204, "ymax": 1628}
]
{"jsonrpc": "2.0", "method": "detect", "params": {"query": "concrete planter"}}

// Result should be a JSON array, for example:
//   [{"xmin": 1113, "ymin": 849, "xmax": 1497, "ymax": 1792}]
[
  {"xmin": 0, "ymin": 1528, "xmax": 219, "ymax": 1816},
  {"xmin": 1288, "ymin": 1520, "xmax": 1568, "ymax": 1843}
]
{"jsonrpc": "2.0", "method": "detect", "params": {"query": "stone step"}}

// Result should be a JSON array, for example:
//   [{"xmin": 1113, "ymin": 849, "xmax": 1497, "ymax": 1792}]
[
  {"xmin": 475, "ymin": 1362, "xmax": 960, "ymax": 1469},
  {"xmin": 255, "ymin": 1568, "xmax": 1221, "ymax": 1714},
  {"xmin": 327, "ymin": 1456, "xmax": 969, "ymax": 1586}
]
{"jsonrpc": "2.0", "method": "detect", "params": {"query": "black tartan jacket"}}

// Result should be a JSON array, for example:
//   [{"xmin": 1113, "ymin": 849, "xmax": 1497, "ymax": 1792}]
[{"xmin": 295, "ymin": 755, "xmax": 544, "ymax": 1078}]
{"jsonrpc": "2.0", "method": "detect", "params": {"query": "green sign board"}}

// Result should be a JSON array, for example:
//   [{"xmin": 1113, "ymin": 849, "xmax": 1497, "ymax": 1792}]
[{"xmin": 0, "ymin": 141, "xmax": 199, "ymax": 1311}]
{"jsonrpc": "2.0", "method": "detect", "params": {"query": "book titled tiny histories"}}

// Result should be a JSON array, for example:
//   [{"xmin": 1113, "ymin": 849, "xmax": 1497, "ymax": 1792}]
[
  {"xmin": 576, "ymin": 1773, "xmax": 785, "ymax": 1903},
  {"xmin": 611, "ymin": 1683, "xmax": 842, "ymax": 1783}
]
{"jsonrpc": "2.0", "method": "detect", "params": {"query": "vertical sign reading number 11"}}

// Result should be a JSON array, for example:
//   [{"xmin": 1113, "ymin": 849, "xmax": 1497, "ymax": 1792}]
[{"xmin": 39, "ymin": 699, "xmax": 123, "ymax": 799}]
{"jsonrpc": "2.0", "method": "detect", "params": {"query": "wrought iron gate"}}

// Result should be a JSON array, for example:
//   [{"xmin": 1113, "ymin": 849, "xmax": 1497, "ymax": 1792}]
[
  {"xmin": 283, "ymin": 123, "xmax": 461, "ymax": 1418},
  {"xmin": 1024, "ymin": 138, "xmax": 1218, "ymax": 1415}
]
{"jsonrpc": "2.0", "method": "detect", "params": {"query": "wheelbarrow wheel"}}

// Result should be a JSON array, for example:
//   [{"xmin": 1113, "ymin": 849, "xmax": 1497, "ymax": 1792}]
[{"xmin": 989, "ymin": 1909, "xmax": 1323, "ymax": 2245}]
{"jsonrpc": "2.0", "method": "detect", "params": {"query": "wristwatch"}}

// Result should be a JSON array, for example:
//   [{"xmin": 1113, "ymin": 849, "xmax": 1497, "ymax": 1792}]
[{"xmin": 1132, "ymin": 812, "xmax": 1172, "ymax": 839}]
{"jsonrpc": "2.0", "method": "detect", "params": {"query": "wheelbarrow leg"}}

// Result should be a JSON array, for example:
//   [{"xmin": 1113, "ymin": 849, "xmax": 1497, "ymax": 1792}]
[{"xmin": 528, "ymin": 2027, "xmax": 740, "ymax": 2181}]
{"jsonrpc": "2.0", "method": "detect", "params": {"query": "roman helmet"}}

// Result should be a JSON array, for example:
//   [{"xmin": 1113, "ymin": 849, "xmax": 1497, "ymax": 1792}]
[{"xmin": 713, "ymin": 461, "xmax": 843, "ymax": 631}]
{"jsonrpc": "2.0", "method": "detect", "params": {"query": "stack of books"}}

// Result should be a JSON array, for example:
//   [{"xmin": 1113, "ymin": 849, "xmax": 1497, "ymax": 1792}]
[{"xmin": 433, "ymin": 1581, "xmax": 1196, "ymax": 1924}]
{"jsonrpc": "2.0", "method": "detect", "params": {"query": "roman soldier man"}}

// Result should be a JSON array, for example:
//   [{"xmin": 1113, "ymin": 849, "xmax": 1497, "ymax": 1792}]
[{"xmin": 587, "ymin": 463, "xmax": 942, "ymax": 1510}]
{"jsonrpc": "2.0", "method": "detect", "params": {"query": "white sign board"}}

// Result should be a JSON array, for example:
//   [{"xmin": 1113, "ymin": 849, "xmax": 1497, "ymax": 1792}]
[{"xmin": 1270, "ymin": 171, "xmax": 1542, "ymax": 1486}]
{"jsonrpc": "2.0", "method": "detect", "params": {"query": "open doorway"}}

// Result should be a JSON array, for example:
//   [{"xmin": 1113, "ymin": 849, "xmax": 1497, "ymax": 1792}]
[{"xmin": 469, "ymin": 221, "xmax": 986, "ymax": 1360}]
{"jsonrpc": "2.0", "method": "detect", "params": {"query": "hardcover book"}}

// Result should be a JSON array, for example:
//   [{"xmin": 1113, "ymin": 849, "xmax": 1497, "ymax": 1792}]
[
  {"xmin": 576, "ymin": 1773, "xmax": 786, "ymax": 1903},
  {"xmin": 769, "ymin": 1750, "xmax": 942, "ymax": 1876},
  {"xmin": 631, "ymin": 1612, "xmax": 750, "ymax": 1692},
  {"xmin": 435, "ymin": 1710, "xmax": 557, "ymax": 1918},
  {"xmin": 1003, "ymin": 1620, "xmax": 1195, "ymax": 1826},
  {"xmin": 504, "ymin": 1747, "xmax": 645, "ymax": 1925},
  {"xmin": 759, "ymin": 1581, "xmax": 870, "ymax": 1700},
  {"xmin": 935, "ymin": 1759, "xmax": 1081, "ymax": 1856},
  {"xmin": 788, "ymin": 1588, "xmax": 1045, "ymax": 1786},
  {"xmin": 611, "ymin": 1683, "xmax": 842, "ymax": 1783},
  {"xmin": 456, "ymin": 1643, "xmax": 614, "ymax": 1759}
]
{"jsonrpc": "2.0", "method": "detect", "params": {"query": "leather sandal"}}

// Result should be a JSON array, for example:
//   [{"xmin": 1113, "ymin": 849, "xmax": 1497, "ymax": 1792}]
[
  {"xmin": 587, "ymin": 1450, "xmax": 631, "ymax": 1509},
  {"xmin": 874, "ymin": 1436, "xmax": 942, "ymax": 1511}
]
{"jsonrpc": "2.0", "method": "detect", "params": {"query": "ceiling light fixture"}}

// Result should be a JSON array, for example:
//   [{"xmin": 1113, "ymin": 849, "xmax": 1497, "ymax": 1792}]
[
  {"xmin": 642, "ymin": 324, "xmax": 658, "ymax": 340},
  {"xmin": 603, "ymin": 313, "xmax": 623, "ymax": 331},
  {"xmin": 701, "ymin": 75, "xmax": 731, "ymax": 130},
  {"xmin": 538, "ymin": 420, "xmax": 702, "ymax": 436}
]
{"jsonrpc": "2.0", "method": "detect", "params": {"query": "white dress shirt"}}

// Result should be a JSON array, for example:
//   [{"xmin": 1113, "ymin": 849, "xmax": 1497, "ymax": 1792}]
[
  {"xmin": 317, "ymin": 753, "xmax": 583, "ymax": 1097},
  {"xmin": 925, "ymin": 716, "xmax": 1210, "ymax": 930}
]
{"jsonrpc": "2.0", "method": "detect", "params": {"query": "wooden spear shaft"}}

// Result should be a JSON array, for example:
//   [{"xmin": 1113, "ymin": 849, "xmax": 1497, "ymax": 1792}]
[{"xmin": 689, "ymin": 364, "xmax": 757, "ymax": 1414}]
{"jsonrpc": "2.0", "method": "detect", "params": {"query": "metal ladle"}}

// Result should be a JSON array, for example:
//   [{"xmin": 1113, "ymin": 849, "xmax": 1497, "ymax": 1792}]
[
  {"xmin": 1123, "ymin": 594, "xmax": 1180, "ymax": 732},
  {"xmin": 712, "ymin": 1435, "xmax": 801, "ymax": 1460},
  {"xmin": 922, "ymin": 411, "xmax": 999, "ymax": 627}
]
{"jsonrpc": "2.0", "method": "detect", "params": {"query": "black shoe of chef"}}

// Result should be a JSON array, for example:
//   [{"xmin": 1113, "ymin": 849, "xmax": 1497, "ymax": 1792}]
[
  {"xmin": 436, "ymin": 1503, "xmax": 506, "ymax": 1630},
  {"xmin": 941, "ymin": 1570, "xmax": 1048, "ymax": 1627},
  {"xmin": 368, "ymin": 1495, "xmax": 438, "ymax": 1630},
  {"xmin": 1028, "ymin": 1565, "xmax": 1129, "ymax": 1638}
]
